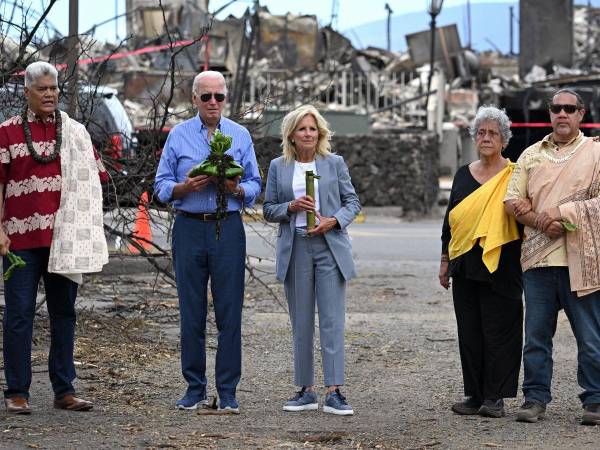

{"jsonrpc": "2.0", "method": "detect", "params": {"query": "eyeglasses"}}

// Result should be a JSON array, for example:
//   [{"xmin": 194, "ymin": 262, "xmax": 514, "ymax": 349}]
[
  {"xmin": 199, "ymin": 93, "xmax": 226, "ymax": 102},
  {"xmin": 549, "ymin": 103, "xmax": 581, "ymax": 114}
]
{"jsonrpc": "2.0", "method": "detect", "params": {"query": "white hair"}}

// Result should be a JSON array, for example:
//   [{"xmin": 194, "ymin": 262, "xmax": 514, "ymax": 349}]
[
  {"xmin": 24, "ymin": 61, "xmax": 58, "ymax": 88},
  {"xmin": 469, "ymin": 105, "xmax": 513, "ymax": 145},
  {"xmin": 192, "ymin": 70, "xmax": 227, "ymax": 95}
]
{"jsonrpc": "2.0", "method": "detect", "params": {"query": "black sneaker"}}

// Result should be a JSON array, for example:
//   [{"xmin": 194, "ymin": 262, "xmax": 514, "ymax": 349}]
[
  {"xmin": 516, "ymin": 400, "xmax": 546, "ymax": 423},
  {"xmin": 451, "ymin": 397, "xmax": 482, "ymax": 415},
  {"xmin": 478, "ymin": 399, "xmax": 505, "ymax": 418},
  {"xmin": 582, "ymin": 403, "xmax": 600, "ymax": 426}
]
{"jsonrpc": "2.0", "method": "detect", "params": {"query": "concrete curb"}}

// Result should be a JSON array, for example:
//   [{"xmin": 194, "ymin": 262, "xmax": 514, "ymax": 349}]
[{"xmin": 101, "ymin": 255, "xmax": 172, "ymax": 276}]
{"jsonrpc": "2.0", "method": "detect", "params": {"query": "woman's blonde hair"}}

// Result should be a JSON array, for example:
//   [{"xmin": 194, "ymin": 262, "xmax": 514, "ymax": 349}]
[{"xmin": 280, "ymin": 105, "xmax": 332, "ymax": 163}]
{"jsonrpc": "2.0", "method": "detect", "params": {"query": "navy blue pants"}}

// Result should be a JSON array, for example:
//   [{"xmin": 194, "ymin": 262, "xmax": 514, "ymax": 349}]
[
  {"xmin": 172, "ymin": 213, "xmax": 246, "ymax": 399},
  {"xmin": 3, "ymin": 248, "xmax": 78, "ymax": 400},
  {"xmin": 523, "ymin": 267, "xmax": 600, "ymax": 405}
]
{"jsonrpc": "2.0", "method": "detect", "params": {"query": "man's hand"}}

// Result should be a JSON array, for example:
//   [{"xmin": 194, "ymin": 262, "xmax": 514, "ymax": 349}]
[
  {"xmin": 288, "ymin": 196, "xmax": 315, "ymax": 213},
  {"xmin": 0, "ymin": 231, "xmax": 11, "ymax": 256},
  {"xmin": 511, "ymin": 198, "xmax": 532, "ymax": 216},
  {"xmin": 183, "ymin": 174, "xmax": 211, "ymax": 193},
  {"xmin": 172, "ymin": 174, "xmax": 211, "ymax": 199},
  {"xmin": 221, "ymin": 175, "xmax": 241, "ymax": 194},
  {"xmin": 309, "ymin": 212, "xmax": 338, "ymax": 235},
  {"xmin": 439, "ymin": 260, "xmax": 450, "ymax": 290},
  {"xmin": 534, "ymin": 207, "xmax": 561, "ymax": 232},
  {"xmin": 544, "ymin": 221, "xmax": 565, "ymax": 239}
]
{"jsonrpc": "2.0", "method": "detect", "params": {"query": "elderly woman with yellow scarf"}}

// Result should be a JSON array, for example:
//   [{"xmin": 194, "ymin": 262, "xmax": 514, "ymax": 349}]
[{"xmin": 440, "ymin": 106, "xmax": 523, "ymax": 418}]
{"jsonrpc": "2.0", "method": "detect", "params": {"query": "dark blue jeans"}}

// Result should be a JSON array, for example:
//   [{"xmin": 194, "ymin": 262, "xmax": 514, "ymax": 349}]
[
  {"xmin": 3, "ymin": 248, "xmax": 78, "ymax": 400},
  {"xmin": 523, "ymin": 267, "xmax": 600, "ymax": 406},
  {"xmin": 172, "ymin": 213, "xmax": 245, "ymax": 399}
]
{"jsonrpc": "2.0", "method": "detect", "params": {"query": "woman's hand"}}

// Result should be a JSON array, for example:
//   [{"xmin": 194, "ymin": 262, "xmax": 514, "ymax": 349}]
[
  {"xmin": 511, "ymin": 198, "xmax": 532, "ymax": 216},
  {"xmin": 439, "ymin": 257, "xmax": 450, "ymax": 290},
  {"xmin": 309, "ymin": 212, "xmax": 338, "ymax": 235},
  {"xmin": 288, "ymin": 195, "xmax": 315, "ymax": 213}
]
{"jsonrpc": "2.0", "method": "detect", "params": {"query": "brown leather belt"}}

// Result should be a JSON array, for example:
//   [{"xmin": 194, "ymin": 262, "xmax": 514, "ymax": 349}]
[{"xmin": 176, "ymin": 210, "xmax": 238, "ymax": 221}]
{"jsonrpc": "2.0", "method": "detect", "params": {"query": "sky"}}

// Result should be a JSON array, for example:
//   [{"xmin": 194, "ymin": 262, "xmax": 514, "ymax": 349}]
[
  {"xmin": 6, "ymin": 0, "xmax": 600, "ymax": 45},
  {"xmin": 3, "ymin": 0, "xmax": 515, "ymax": 42}
]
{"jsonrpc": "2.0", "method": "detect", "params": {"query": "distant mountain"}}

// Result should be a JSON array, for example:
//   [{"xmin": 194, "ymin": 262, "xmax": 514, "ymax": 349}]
[{"xmin": 344, "ymin": 2, "xmax": 519, "ymax": 54}]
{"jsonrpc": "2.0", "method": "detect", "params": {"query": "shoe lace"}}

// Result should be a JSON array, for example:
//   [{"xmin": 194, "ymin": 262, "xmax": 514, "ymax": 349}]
[
  {"xmin": 334, "ymin": 389, "xmax": 348, "ymax": 405},
  {"xmin": 522, "ymin": 401, "xmax": 540, "ymax": 409},
  {"xmin": 291, "ymin": 387, "xmax": 307, "ymax": 401}
]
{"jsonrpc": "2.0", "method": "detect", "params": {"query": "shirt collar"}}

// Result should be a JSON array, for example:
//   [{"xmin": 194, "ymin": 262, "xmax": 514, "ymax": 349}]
[
  {"xmin": 541, "ymin": 130, "xmax": 583, "ymax": 149},
  {"xmin": 198, "ymin": 113, "xmax": 222, "ymax": 131},
  {"xmin": 27, "ymin": 108, "xmax": 56, "ymax": 124}
]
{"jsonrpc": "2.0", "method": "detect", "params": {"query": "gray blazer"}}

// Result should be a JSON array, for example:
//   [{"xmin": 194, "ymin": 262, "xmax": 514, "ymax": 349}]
[{"xmin": 263, "ymin": 154, "xmax": 361, "ymax": 282}]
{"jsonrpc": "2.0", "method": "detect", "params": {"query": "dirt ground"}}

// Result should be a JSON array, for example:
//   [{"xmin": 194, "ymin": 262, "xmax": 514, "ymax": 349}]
[{"xmin": 1, "ymin": 255, "xmax": 599, "ymax": 449}]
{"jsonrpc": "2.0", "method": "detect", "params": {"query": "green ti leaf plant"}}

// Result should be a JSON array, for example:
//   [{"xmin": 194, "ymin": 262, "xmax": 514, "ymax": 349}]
[{"xmin": 4, "ymin": 251, "xmax": 26, "ymax": 281}]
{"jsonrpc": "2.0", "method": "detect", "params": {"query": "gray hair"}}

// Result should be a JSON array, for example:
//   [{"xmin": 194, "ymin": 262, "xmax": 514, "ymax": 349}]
[
  {"xmin": 192, "ymin": 70, "xmax": 227, "ymax": 95},
  {"xmin": 551, "ymin": 88, "xmax": 585, "ymax": 109},
  {"xmin": 469, "ymin": 105, "xmax": 512, "ymax": 145},
  {"xmin": 24, "ymin": 61, "xmax": 58, "ymax": 88}
]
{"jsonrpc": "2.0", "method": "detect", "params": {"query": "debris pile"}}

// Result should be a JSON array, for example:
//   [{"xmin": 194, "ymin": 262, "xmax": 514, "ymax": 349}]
[{"xmin": 4, "ymin": 1, "xmax": 600, "ymax": 166}]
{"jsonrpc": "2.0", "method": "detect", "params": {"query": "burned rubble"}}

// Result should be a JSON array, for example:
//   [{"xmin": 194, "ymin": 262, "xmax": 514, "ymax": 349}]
[{"xmin": 3, "ymin": 1, "xmax": 600, "ymax": 210}]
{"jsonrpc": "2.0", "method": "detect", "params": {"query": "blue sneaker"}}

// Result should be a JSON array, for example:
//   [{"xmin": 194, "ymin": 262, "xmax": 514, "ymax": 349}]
[
  {"xmin": 323, "ymin": 389, "xmax": 354, "ymax": 416},
  {"xmin": 283, "ymin": 387, "xmax": 318, "ymax": 412},
  {"xmin": 176, "ymin": 392, "xmax": 208, "ymax": 410},
  {"xmin": 217, "ymin": 396, "xmax": 240, "ymax": 414}
]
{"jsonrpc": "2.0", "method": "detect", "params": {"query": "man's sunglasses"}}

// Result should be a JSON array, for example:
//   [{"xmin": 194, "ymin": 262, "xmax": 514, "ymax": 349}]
[
  {"xmin": 199, "ymin": 93, "xmax": 226, "ymax": 102},
  {"xmin": 549, "ymin": 103, "xmax": 581, "ymax": 114}
]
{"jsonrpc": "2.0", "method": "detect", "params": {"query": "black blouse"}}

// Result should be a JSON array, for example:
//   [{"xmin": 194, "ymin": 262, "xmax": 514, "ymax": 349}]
[{"xmin": 441, "ymin": 164, "xmax": 523, "ymax": 299}]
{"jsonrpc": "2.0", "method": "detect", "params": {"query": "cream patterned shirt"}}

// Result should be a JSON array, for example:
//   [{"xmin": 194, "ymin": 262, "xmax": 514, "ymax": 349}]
[{"xmin": 504, "ymin": 132, "xmax": 585, "ymax": 267}]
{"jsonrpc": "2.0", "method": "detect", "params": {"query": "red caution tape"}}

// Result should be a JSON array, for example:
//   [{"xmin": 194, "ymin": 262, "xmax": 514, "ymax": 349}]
[{"xmin": 511, "ymin": 123, "xmax": 600, "ymax": 128}]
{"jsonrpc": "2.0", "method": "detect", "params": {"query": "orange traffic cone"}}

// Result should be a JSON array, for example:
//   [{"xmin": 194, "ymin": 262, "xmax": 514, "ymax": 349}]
[{"xmin": 128, "ymin": 191, "xmax": 152, "ymax": 254}]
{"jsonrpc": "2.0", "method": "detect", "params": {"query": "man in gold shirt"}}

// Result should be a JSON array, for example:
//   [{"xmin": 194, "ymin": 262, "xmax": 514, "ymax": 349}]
[{"xmin": 504, "ymin": 88, "xmax": 600, "ymax": 426}]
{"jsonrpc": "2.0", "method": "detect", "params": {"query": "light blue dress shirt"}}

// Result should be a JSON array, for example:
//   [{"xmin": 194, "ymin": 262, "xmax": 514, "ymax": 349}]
[{"xmin": 154, "ymin": 115, "xmax": 262, "ymax": 212}]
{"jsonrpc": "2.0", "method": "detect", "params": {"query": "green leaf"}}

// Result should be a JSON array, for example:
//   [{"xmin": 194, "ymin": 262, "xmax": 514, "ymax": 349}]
[
  {"xmin": 560, "ymin": 220, "xmax": 578, "ymax": 231},
  {"xmin": 3, "ymin": 251, "xmax": 26, "ymax": 281}
]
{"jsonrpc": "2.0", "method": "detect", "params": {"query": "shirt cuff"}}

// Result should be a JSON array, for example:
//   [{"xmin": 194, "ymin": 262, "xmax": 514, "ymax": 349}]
[{"xmin": 159, "ymin": 182, "xmax": 176, "ymax": 203}]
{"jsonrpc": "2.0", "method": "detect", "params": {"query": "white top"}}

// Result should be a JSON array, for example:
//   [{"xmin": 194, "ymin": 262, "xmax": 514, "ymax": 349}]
[{"xmin": 292, "ymin": 160, "xmax": 320, "ymax": 228}]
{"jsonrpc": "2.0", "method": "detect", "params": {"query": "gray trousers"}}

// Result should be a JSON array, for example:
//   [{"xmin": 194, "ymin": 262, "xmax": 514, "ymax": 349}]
[{"xmin": 284, "ymin": 230, "xmax": 346, "ymax": 387}]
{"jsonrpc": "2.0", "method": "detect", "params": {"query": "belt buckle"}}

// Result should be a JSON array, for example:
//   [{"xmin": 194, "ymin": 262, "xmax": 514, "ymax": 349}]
[{"xmin": 202, "ymin": 213, "xmax": 211, "ymax": 221}]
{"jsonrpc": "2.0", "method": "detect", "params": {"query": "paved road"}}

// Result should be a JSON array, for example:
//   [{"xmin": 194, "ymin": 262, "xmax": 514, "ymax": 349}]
[
  {"xmin": 246, "ymin": 217, "xmax": 442, "ymax": 267},
  {"xmin": 106, "ymin": 208, "xmax": 443, "ymax": 269}
]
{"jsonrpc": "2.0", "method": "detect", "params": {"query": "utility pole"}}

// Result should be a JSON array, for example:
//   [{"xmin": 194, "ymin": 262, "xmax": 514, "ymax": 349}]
[
  {"xmin": 466, "ymin": 0, "xmax": 471, "ymax": 48},
  {"xmin": 125, "ymin": 0, "xmax": 133, "ymax": 38},
  {"xmin": 66, "ymin": 0, "xmax": 78, "ymax": 117},
  {"xmin": 115, "ymin": 0, "xmax": 119, "ymax": 41},
  {"xmin": 509, "ymin": 6, "xmax": 514, "ymax": 56},
  {"xmin": 330, "ymin": 0, "xmax": 339, "ymax": 29},
  {"xmin": 385, "ymin": 3, "xmax": 393, "ymax": 51},
  {"xmin": 587, "ymin": 0, "xmax": 592, "ymax": 67}
]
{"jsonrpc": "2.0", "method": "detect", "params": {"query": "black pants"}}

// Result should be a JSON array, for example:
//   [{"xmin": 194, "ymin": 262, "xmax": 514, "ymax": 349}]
[{"xmin": 452, "ymin": 275, "xmax": 523, "ymax": 400}]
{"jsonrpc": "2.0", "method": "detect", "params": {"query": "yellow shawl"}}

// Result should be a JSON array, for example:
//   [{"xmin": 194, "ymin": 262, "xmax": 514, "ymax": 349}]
[{"xmin": 448, "ymin": 163, "xmax": 520, "ymax": 273}]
